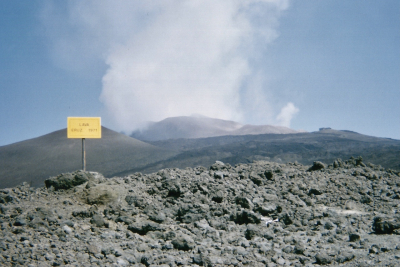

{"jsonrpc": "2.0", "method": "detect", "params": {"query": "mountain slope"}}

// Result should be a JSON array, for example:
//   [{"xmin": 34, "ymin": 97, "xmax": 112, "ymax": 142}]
[
  {"xmin": 130, "ymin": 116, "xmax": 299, "ymax": 141},
  {"xmin": 0, "ymin": 127, "xmax": 178, "ymax": 188},
  {"xmin": 134, "ymin": 128, "xmax": 400, "ymax": 174},
  {"xmin": 1, "ymin": 125, "xmax": 399, "ymax": 189}
]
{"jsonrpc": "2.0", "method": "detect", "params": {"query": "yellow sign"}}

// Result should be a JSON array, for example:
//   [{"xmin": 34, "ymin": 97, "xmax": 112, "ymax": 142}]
[{"xmin": 67, "ymin": 117, "xmax": 101, "ymax": 138}]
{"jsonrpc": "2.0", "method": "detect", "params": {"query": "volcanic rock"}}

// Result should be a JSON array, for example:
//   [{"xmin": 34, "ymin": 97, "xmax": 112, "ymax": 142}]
[
  {"xmin": 372, "ymin": 216, "xmax": 400, "ymax": 234},
  {"xmin": 307, "ymin": 161, "xmax": 326, "ymax": 171},
  {"xmin": 44, "ymin": 171, "xmax": 92, "ymax": 190},
  {"xmin": 0, "ymin": 157, "xmax": 399, "ymax": 266}
]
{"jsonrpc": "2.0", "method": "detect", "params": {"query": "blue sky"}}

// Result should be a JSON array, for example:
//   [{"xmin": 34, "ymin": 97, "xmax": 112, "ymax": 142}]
[{"xmin": 0, "ymin": 0, "xmax": 399, "ymax": 146}]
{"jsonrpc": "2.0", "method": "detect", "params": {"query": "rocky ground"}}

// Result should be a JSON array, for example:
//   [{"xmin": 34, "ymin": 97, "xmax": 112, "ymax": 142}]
[{"xmin": 0, "ymin": 157, "xmax": 399, "ymax": 266}]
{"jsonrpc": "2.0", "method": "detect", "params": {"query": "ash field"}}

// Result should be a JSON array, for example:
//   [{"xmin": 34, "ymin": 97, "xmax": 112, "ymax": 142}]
[{"xmin": 1, "ymin": 157, "xmax": 400, "ymax": 266}]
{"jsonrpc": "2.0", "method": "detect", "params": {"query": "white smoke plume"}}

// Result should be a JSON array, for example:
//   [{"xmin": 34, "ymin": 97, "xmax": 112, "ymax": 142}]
[
  {"xmin": 41, "ymin": 0, "xmax": 296, "ymax": 132},
  {"xmin": 276, "ymin": 102, "xmax": 299, "ymax": 127}
]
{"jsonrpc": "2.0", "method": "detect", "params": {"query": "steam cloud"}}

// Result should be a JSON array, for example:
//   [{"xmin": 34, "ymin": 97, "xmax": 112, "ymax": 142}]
[
  {"xmin": 276, "ymin": 102, "xmax": 299, "ymax": 127},
  {"xmin": 41, "ymin": 0, "xmax": 299, "ymax": 132}
]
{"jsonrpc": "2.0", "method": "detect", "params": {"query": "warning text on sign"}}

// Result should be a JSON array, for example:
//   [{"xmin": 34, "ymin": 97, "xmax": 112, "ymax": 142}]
[{"xmin": 67, "ymin": 117, "xmax": 101, "ymax": 138}]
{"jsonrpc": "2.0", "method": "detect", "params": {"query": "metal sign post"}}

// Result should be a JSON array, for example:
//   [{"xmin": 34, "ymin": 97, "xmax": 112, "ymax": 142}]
[
  {"xmin": 82, "ymin": 138, "xmax": 86, "ymax": 171},
  {"xmin": 67, "ymin": 117, "xmax": 101, "ymax": 171}
]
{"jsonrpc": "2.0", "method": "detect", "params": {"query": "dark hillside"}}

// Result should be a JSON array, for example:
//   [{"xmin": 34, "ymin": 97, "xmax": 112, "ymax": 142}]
[
  {"xmin": 0, "ymin": 127, "xmax": 178, "ymax": 188},
  {"xmin": 1, "ymin": 127, "xmax": 399, "ymax": 188},
  {"xmin": 133, "ymin": 129, "xmax": 400, "ymax": 174}
]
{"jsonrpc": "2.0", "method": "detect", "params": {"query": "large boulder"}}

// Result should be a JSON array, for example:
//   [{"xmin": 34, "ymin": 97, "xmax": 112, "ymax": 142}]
[
  {"xmin": 128, "ymin": 221, "xmax": 164, "ymax": 235},
  {"xmin": 171, "ymin": 234, "xmax": 195, "ymax": 251},
  {"xmin": 372, "ymin": 216, "xmax": 400, "ymax": 234},
  {"xmin": 307, "ymin": 161, "xmax": 326, "ymax": 171},
  {"xmin": 85, "ymin": 184, "xmax": 121, "ymax": 205},
  {"xmin": 44, "ymin": 171, "xmax": 93, "ymax": 190}
]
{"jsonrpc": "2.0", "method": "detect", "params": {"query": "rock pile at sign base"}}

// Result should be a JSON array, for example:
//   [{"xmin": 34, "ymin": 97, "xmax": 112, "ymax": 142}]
[{"xmin": 1, "ymin": 157, "xmax": 400, "ymax": 266}]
